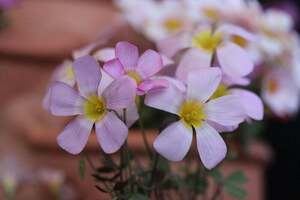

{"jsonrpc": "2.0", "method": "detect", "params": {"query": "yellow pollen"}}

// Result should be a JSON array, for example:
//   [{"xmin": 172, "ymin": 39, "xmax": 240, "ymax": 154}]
[
  {"xmin": 202, "ymin": 7, "xmax": 220, "ymax": 20},
  {"xmin": 66, "ymin": 65, "xmax": 74, "ymax": 80},
  {"xmin": 84, "ymin": 95, "xmax": 106, "ymax": 122},
  {"xmin": 211, "ymin": 84, "xmax": 230, "ymax": 99},
  {"xmin": 163, "ymin": 18, "xmax": 183, "ymax": 32},
  {"xmin": 231, "ymin": 35, "xmax": 248, "ymax": 47},
  {"xmin": 127, "ymin": 71, "xmax": 142, "ymax": 84},
  {"xmin": 267, "ymin": 79, "xmax": 279, "ymax": 94},
  {"xmin": 192, "ymin": 30, "xmax": 222, "ymax": 52},
  {"xmin": 179, "ymin": 100, "xmax": 206, "ymax": 128}
]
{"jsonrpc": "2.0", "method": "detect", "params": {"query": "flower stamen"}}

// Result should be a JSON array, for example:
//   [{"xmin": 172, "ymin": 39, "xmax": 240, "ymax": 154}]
[
  {"xmin": 84, "ymin": 95, "xmax": 106, "ymax": 122},
  {"xmin": 179, "ymin": 100, "xmax": 206, "ymax": 128},
  {"xmin": 192, "ymin": 30, "xmax": 222, "ymax": 52}
]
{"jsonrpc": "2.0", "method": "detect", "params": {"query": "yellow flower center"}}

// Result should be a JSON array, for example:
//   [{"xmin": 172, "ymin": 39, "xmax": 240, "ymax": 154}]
[
  {"xmin": 192, "ymin": 30, "xmax": 222, "ymax": 52},
  {"xmin": 211, "ymin": 84, "xmax": 230, "ymax": 99},
  {"xmin": 84, "ymin": 95, "xmax": 106, "ymax": 122},
  {"xmin": 179, "ymin": 100, "xmax": 206, "ymax": 128},
  {"xmin": 231, "ymin": 35, "xmax": 248, "ymax": 47},
  {"xmin": 163, "ymin": 18, "xmax": 183, "ymax": 32},
  {"xmin": 66, "ymin": 65, "xmax": 74, "ymax": 80},
  {"xmin": 202, "ymin": 7, "xmax": 220, "ymax": 20},
  {"xmin": 127, "ymin": 71, "xmax": 142, "ymax": 84}
]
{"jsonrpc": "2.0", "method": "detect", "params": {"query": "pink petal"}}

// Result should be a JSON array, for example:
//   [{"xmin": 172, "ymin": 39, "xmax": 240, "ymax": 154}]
[
  {"xmin": 102, "ymin": 76, "xmax": 136, "ymax": 110},
  {"xmin": 204, "ymin": 95, "xmax": 244, "ymax": 126},
  {"xmin": 217, "ymin": 24, "xmax": 255, "ymax": 42},
  {"xmin": 207, "ymin": 120, "xmax": 239, "ymax": 133},
  {"xmin": 222, "ymin": 73, "xmax": 250, "ymax": 86},
  {"xmin": 103, "ymin": 58, "xmax": 125, "ymax": 79},
  {"xmin": 50, "ymin": 82, "xmax": 84, "ymax": 116},
  {"xmin": 176, "ymin": 48, "xmax": 212, "ymax": 81},
  {"xmin": 115, "ymin": 41, "xmax": 139, "ymax": 70},
  {"xmin": 42, "ymin": 88, "xmax": 52, "ymax": 111},
  {"xmin": 157, "ymin": 32, "xmax": 191, "ymax": 58},
  {"xmin": 57, "ymin": 116, "xmax": 93, "ymax": 155},
  {"xmin": 73, "ymin": 56, "xmax": 101, "ymax": 98},
  {"xmin": 154, "ymin": 121, "xmax": 193, "ymax": 161},
  {"xmin": 230, "ymin": 89, "xmax": 264, "ymax": 120},
  {"xmin": 196, "ymin": 122, "xmax": 227, "ymax": 169},
  {"xmin": 137, "ymin": 79, "xmax": 169, "ymax": 95},
  {"xmin": 116, "ymin": 103, "xmax": 139, "ymax": 127},
  {"xmin": 72, "ymin": 42, "xmax": 100, "ymax": 59},
  {"xmin": 145, "ymin": 82, "xmax": 185, "ymax": 115},
  {"xmin": 94, "ymin": 48, "xmax": 115, "ymax": 62},
  {"xmin": 95, "ymin": 112, "xmax": 128, "ymax": 154},
  {"xmin": 97, "ymin": 69, "xmax": 114, "ymax": 96},
  {"xmin": 217, "ymin": 42, "xmax": 254, "ymax": 77},
  {"xmin": 187, "ymin": 68, "xmax": 222, "ymax": 103},
  {"xmin": 161, "ymin": 54, "xmax": 174, "ymax": 67},
  {"xmin": 136, "ymin": 50, "xmax": 163, "ymax": 78}
]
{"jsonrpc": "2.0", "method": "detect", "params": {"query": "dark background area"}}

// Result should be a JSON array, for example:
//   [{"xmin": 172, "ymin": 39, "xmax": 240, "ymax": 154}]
[{"xmin": 259, "ymin": 1, "xmax": 300, "ymax": 199}]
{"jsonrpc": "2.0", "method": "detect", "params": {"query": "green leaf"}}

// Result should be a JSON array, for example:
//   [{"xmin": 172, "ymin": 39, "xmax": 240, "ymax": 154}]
[
  {"xmin": 208, "ymin": 168, "xmax": 224, "ymax": 183},
  {"xmin": 129, "ymin": 193, "xmax": 149, "ymax": 200},
  {"xmin": 185, "ymin": 173, "xmax": 208, "ymax": 194},
  {"xmin": 224, "ymin": 184, "xmax": 248, "ymax": 199},
  {"xmin": 79, "ymin": 158, "xmax": 86, "ymax": 180},
  {"xmin": 226, "ymin": 171, "xmax": 248, "ymax": 185}
]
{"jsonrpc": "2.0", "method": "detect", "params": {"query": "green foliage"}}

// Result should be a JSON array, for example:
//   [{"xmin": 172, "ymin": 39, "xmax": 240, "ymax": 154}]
[{"xmin": 129, "ymin": 193, "xmax": 149, "ymax": 200}]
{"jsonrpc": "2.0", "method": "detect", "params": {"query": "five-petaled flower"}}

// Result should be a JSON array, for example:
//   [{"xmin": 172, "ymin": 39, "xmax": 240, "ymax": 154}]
[
  {"xmin": 145, "ymin": 68, "xmax": 244, "ymax": 169},
  {"xmin": 49, "ymin": 56, "xmax": 136, "ymax": 155}
]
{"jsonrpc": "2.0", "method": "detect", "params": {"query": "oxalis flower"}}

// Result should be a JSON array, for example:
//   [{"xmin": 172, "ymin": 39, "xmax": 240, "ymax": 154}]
[
  {"xmin": 49, "ymin": 55, "xmax": 136, "ymax": 154},
  {"xmin": 145, "ymin": 68, "xmax": 244, "ymax": 169},
  {"xmin": 158, "ymin": 23, "xmax": 255, "ymax": 79},
  {"xmin": 103, "ymin": 41, "xmax": 168, "ymax": 95}
]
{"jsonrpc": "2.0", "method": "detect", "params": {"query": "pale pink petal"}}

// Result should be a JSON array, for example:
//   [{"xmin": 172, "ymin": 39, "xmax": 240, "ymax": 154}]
[
  {"xmin": 154, "ymin": 121, "xmax": 193, "ymax": 161},
  {"xmin": 222, "ymin": 73, "xmax": 250, "ymax": 86},
  {"xmin": 230, "ymin": 89, "xmax": 264, "ymax": 120},
  {"xmin": 115, "ymin": 41, "xmax": 139, "ymax": 70},
  {"xmin": 196, "ymin": 122, "xmax": 227, "ymax": 169},
  {"xmin": 145, "ymin": 82, "xmax": 185, "ymax": 115},
  {"xmin": 103, "ymin": 76, "xmax": 136, "ymax": 110},
  {"xmin": 116, "ymin": 104, "xmax": 139, "ymax": 127},
  {"xmin": 42, "ymin": 88, "xmax": 51, "ymax": 111},
  {"xmin": 217, "ymin": 24, "xmax": 255, "ymax": 42},
  {"xmin": 154, "ymin": 76, "xmax": 186, "ymax": 92},
  {"xmin": 73, "ymin": 56, "xmax": 101, "ymax": 98},
  {"xmin": 204, "ymin": 95, "xmax": 244, "ymax": 126},
  {"xmin": 95, "ymin": 112, "xmax": 128, "ymax": 154},
  {"xmin": 136, "ymin": 50, "xmax": 163, "ymax": 78},
  {"xmin": 157, "ymin": 32, "xmax": 191, "ymax": 58},
  {"xmin": 217, "ymin": 42, "xmax": 254, "ymax": 77},
  {"xmin": 94, "ymin": 48, "xmax": 115, "ymax": 62},
  {"xmin": 97, "ymin": 69, "xmax": 114, "ymax": 96},
  {"xmin": 72, "ymin": 42, "xmax": 100, "ymax": 59},
  {"xmin": 187, "ymin": 68, "xmax": 222, "ymax": 103},
  {"xmin": 103, "ymin": 58, "xmax": 125, "ymax": 79},
  {"xmin": 161, "ymin": 54, "xmax": 174, "ymax": 67},
  {"xmin": 137, "ymin": 79, "xmax": 169, "ymax": 95},
  {"xmin": 176, "ymin": 48, "xmax": 212, "ymax": 81},
  {"xmin": 50, "ymin": 82, "xmax": 84, "ymax": 116},
  {"xmin": 57, "ymin": 116, "xmax": 93, "ymax": 155},
  {"xmin": 207, "ymin": 120, "xmax": 238, "ymax": 133}
]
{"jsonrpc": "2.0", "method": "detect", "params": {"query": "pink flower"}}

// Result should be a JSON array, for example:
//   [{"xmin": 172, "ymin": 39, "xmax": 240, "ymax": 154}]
[
  {"xmin": 158, "ymin": 24, "xmax": 255, "ymax": 79},
  {"xmin": 103, "ymin": 41, "xmax": 168, "ymax": 95},
  {"xmin": 145, "ymin": 68, "xmax": 244, "ymax": 169},
  {"xmin": 49, "ymin": 56, "xmax": 136, "ymax": 154}
]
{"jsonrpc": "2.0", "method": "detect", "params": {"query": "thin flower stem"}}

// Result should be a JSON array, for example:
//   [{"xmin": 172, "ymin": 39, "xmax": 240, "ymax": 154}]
[
  {"xmin": 84, "ymin": 151, "xmax": 96, "ymax": 171},
  {"xmin": 138, "ymin": 117, "xmax": 153, "ymax": 158}
]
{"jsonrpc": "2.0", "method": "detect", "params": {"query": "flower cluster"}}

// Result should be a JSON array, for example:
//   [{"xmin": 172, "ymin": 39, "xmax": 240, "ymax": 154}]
[
  {"xmin": 116, "ymin": 0, "xmax": 300, "ymax": 118},
  {"xmin": 45, "ymin": 36, "xmax": 263, "ymax": 169}
]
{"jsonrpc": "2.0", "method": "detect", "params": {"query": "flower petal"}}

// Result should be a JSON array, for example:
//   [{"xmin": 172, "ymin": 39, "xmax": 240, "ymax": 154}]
[
  {"xmin": 73, "ymin": 56, "xmax": 101, "ymax": 98},
  {"xmin": 115, "ymin": 41, "xmax": 139, "ymax": 70},
  {"xmin": 157, "ymin": 32, "xmax": 191, "ymax": 58},
  {"xmin": 217, "ymin": 24, "xmax": 255, "ymax": 42},
  {"xmin": 103, "ymin": 76, "xmax": 136, "ymax": 110},
  {"xmin": 50, "ymin": 82, "xmax": 84, "ymax": 116},
  {"xmin": 103, "ymin": 58, "xmax": 125, "ymax": 79},
  {"xmin": 137, "ymin": 79, "xmax": 169, "ymax": 95},
  {"xmin": 95, "ymin": 112, "xmax": 128, "ymax": 154},
  {"xmin": 204, "ymin": 95, "xmax": 244, "ymax": 126},
  {"xmin": 230, "ymin": 89, "xmax": 264, "ymax": 120},
  {"xmin": 207, "ymin": 120, "xmax": 238, "ymax": 133},
  {"xmin": 176, "ymin": 48, "xmax": 212, "ymax": 81},
  {"xmin": 145, "ymin": 82, "xmax": 185, "ymax": 115},
  {"xmin": 217, "ymin": 42, "xmax": 254, "ymax": 77},
  {"xmin": 94, "ymin": 48, "xmax": 115, "ymax": 62},
  {"xmin": 98, "ymin": 69, "xmax": 114, "ymax": 96},
  {"xmin": 187, "ymin": 67, "xmax": 222, "ymax": 103},
  {"xmin": 136, "ymin": 50, "xmax": 163, "ymax": 78},
  {"xmin": 154, "ymin": 121, "xmax": 193, "ymax": 161},
  {"xmin": 196, "ymin": 122, "xmax": 227, "ymax": 169},
  {"xmin": 57, "ymin": 116, "xmax": 93, "ymax": 155}
]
